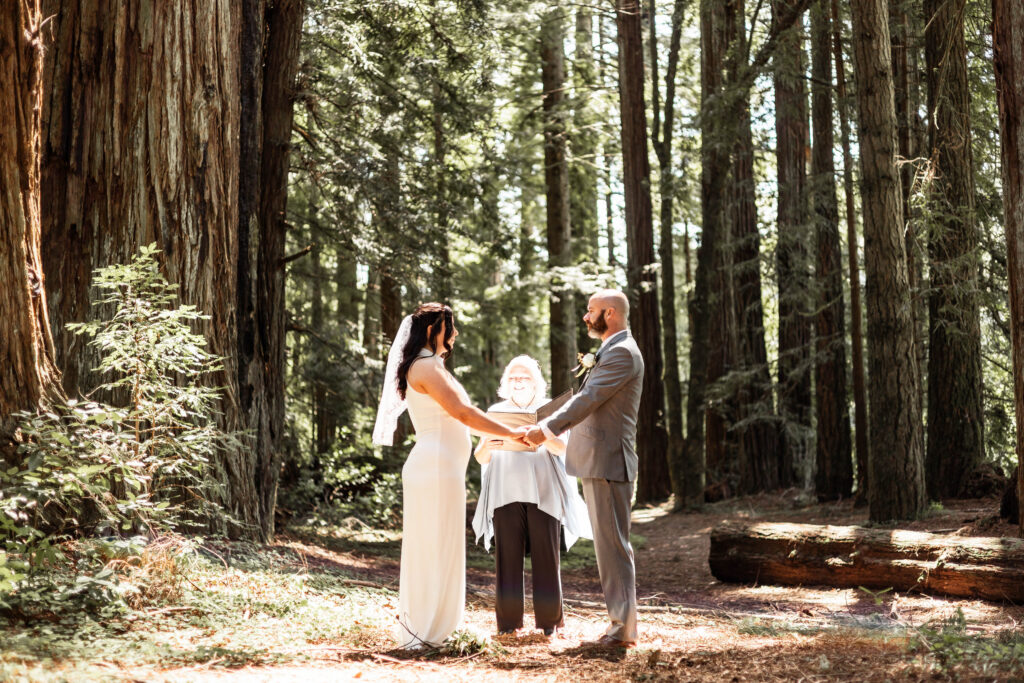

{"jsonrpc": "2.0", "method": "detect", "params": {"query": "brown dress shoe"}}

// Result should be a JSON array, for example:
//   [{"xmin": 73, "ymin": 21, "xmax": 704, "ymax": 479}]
[{"xmin": 585, "ymin": 634, "xmax": 636, "ymax": 648}]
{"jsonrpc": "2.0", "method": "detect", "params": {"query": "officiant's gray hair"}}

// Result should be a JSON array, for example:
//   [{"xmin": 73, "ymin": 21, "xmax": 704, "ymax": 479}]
[{"xmin": 497, "ymin": 355, "xmax": 547, "ymax": 400}]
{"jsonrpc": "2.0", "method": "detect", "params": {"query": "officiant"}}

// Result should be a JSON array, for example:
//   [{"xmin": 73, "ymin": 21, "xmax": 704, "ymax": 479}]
[{"xmin": 471, "ymin": 355, "xmax": 592, "ymax": 637}]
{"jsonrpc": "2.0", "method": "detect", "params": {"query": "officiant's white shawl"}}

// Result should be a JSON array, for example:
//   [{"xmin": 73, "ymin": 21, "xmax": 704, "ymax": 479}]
[{"xmin": 472, "ymin": 399, "xmax": 593, "ymax": 550}]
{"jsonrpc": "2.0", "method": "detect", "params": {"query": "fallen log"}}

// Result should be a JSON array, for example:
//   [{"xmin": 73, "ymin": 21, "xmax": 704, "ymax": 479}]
[{"xmin": 708, "ymin": 521, "xmax": 1024, "ymax": 603}]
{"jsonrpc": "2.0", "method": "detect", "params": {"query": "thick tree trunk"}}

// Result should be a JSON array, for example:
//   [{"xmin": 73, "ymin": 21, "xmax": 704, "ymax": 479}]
[
  {"xmin": 773, "ymin": 0, "xmax": 812, "ymax": 488},
  {"xmin": 254, "ymin": 0, "xmax": 304, "ymax": 537},
  {"xmin": 706, "ymin": 0, "xmax": 738, "ymax": 494},
  {"xmin": 923, "ymin": 0, "xmax": 985, "ymax": 499},
  {"xmin": 682, "ymin": 0, "xmax": 727, "ymax": 509},
  {"xmin": 39, "ymin": 0, "xmax": 304, "ymax": 539},
  {"xmin": 810, "ymin": 1, "xmax": 852, "ymax": 501},
  {"xmin": 684, "ymin": 0, "xmax": 815, "ymax": 510},
  {"xmin": 729, "ymin": 0, "xmax": 779, "ymax": 496},
  {"xmin": 541, "ymin": 9, "xmax": 577, "ymax": 397},
  {"xmin": 992, "ymin": 0, "xmax": 1024, "ymax": 537},
  {"xmin": 650, "ymin": 0, "xmax": 686, "ymax": 494},
  {"xmin": 849, "ymin": 0, "xmax": 926, "ymax": 522},
  {"xmin": 0, "ymin": 0, "xmax": 61, "ymax": 448},
  {"xmin": 616, "ymin": 0, "xmax": 670, "ymax": 502},
  {"xmin": 832, "ymin": 0, "xmax": 869, "ymax": 503},
  {"xmin": 709, "ymin": 521, "xmax": 1024, "ymax": 602}
]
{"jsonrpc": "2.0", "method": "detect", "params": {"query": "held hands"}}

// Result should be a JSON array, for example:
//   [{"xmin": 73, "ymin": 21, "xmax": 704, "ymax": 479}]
[
  {"xmin": 508, "ymin": 425, "xmax": 532, "ymax": 447},
  {"xmin": 523, "ymin": 426, "xmax": 546, "ymax": 447}
]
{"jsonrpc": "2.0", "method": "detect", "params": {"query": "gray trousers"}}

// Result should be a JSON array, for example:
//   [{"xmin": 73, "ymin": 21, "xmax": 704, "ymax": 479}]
[{"xmin": 581, "ymin": 477, "xmax": 638, "ymax": 642}]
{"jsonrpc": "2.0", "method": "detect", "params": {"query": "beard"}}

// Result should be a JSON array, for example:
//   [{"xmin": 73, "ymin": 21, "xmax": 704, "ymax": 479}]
[
  {"xmin": 586, "ymin": 309, "xmax": 608, "ymax": 339},
  {"xmin": 510, "ymin": 387, "xmax": 535, "ymax": 407}
]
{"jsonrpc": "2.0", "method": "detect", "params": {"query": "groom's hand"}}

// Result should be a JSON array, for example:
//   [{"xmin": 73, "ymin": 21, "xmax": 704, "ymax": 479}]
[
  {"xmin": 524, "ymin": 426, "xmax": 546, "ymax": 447},
  {"xmin": 509, "ymin": 426, "xmax": 532, "ymax": 446}
]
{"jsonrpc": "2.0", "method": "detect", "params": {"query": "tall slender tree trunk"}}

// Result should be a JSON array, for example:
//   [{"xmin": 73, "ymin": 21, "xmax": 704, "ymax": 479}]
[
  {"xmin": 254, "ymin": 0, "xmax": 305, "ymax": 536},
  {"xmin": 810, "ymin": 0, "xmax": 852, "ymax": 500},
  {"xmin": 311, "ymin": 246, "xmax": 331, "ymax": 456},
  {"xmin": 650, "ymin": 0, "xmax": 687, "ymax": 500},
  {"xmin": 541, "ymin": 9, "xmax": 577, "ymax": 397},
  {"xmin": 849, "ymin": 0, "xmax": 926, "ymax": 522},
  {"xmin": 991, "ymin": 0, "xmax": 1024, "ymax": 536},
  {"xmin": 923, "ymin": 0, "xmax": 985, "ymax": 498},
  {"xmin": 728, "ymin": 0, "xmax": 779, "ymax": 495},
  {"xmin": 363, "ymin": 270, "xmax": 381, "ymax": 359},
  {"xmin": 832, "ymin": 0, "xmax": 869, "ymax": 503},
  {"xmin": 682, "ymin": 0, "xmax": 728, "ymax": 509},
  {"xmin": 705, "ymin": 0, "xmax": 739, "ymax": 490},
  {"xmin": 573, "ymin": 8, "xmax": 600, "ymax": 354},
  {"xmin": 0, "ymin": 0, "xmax": 61, "ymax": 450},
  {"xmin": 773, "ymin": 0, "xmax": 812, "ymax": 488},
  {"xmin": 432, "ymin": 78, "xmax": 451, "ymax": 303},
  {"xmin": 616, "ymin": 0, "xmax": 670, "ymax": 502}
]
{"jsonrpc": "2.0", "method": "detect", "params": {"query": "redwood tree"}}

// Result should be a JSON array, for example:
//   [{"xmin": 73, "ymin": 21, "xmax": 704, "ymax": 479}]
[
  {"xmin": 0, "ymin": 0, "xmax": 61, "ymax": 447},
  {"xmin": 616, "ymin": 0, "xmax": 670, "ymax": 501},
  {"xmin": 849, "ymin": 0, "xmax": 926, "ymax": 522},
  {"xmin": 992, "ymin": 0, "xmax": 1024, "ymax": 535},
  {"xmin": 772, "ymin": 0, "xmax": 812, "ymax": 487},
  {"xmin": 810, "ymin": 0, "xmax": 852, "ymax": 500},
  {"xmin": 39, "ymin": 0, "xmax": 305, "ymax": 539},
  {"xmin": 541, "ymin": 8, "xmax": 577, "ymax": 397},
  {"xmin": 923, "ymin": 0, "xmax": 985, "ymax": 498}
]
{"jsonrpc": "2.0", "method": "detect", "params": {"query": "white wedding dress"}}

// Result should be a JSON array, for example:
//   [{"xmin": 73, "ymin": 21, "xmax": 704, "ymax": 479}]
[{"xmin": 394, "ymin": 350, "xmax": 472, "ymax": 648}]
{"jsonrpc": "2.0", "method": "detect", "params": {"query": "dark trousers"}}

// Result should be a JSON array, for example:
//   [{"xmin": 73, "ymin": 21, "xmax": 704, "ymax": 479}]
[{"xmin": 492, "ymin": 502, "xmax": 564, "ymax": 631}]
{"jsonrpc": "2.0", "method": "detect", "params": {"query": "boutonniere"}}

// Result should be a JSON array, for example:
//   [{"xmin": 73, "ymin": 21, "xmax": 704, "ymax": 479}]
[{"xmin": 573, "ymin": 351, "xmax": 597, "ymax": 378}]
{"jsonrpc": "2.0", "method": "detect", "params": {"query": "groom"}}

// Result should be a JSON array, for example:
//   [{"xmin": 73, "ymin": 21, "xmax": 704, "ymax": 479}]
[{"xmin": 523, "ymin": 289, "xmax": 643, "ymax": 647}]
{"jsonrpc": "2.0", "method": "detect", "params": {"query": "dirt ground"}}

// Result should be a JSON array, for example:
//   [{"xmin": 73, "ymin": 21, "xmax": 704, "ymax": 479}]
[{"xmin": 157, "ymin": 493, "xmax": 1024, "ymax": 681}]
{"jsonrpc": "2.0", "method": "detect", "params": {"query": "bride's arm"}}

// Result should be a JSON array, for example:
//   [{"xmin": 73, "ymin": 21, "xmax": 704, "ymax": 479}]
[{"xmin": 409, "ymin": 361, "xmax": 525, "ymax": 439}]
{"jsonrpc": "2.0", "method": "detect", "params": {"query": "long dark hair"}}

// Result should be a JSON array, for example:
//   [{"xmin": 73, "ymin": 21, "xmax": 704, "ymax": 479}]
[{"xmin": 396, "ymin": 303, "xmax": 455, "ymax": 399}]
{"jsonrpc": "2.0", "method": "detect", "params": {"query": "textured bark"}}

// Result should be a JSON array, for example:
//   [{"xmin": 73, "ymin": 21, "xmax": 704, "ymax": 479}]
[
  {"xmin": 650, "ymin": 0, "xmax": 688, "ymax": 499},
  {"xmin": 572, "ymin": 9, "xmax": 600, "ymax": 355},
  {"xmin": 0, "ymin": 0, "xmax": 61, "ymax": 445},
  {"xmin": 684, "ymin": 0, "xmax": 815, "ymax": 510},
  {"xmin": 709, "ymin": 521, "xmax": 1024, "ymax": 602},
  {"xmin": 991, "ymin": 0, "xmax": 1024, "ymax": 536},
  {"xmin": 923, "ymin": 0, "xmax": 985, "ymax": 499},
  {"xmin": 773, "ymin": 0, "xmax": 812, "ymax": 488},
  {"xmin": 728, "ymin": 0, "xmax": 779, "ymax": 496},
  {"xmin": 39, "ymin": 0, "xmax": 304, "ymax": 539},
  {"xmin": 255, "ymin": 0, "xmax": 304, "ymax": 536},
  {"xmin": 832, "ymin": 0, "xmax": 869, "ymax": 502},
  {"xmin": 616, "ymin": 0, "xmax": 669, "ymax": 502},
  {"xmin": 685, "ymin": 0, "xmax": 726, "ymax": 509},
  {"xmin": 810, "ymin": 1, "xmax": 851, "ymax": 501},
  {"xmin": 705, "ymin": 0, "xmax": 738, "ymax": 493},
  {"xmin": 541, "ymin": 9, "xmax": 577, "ymax": 397},
  {"xmin": 849, "ymin": 0, "xmax": 926, "ymax": 521}
]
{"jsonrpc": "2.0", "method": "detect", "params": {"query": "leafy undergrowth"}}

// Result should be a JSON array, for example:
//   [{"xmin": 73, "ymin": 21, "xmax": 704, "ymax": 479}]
[
  {"xmin": 0, "ymin": 534, "xmax": 400, "ymax": 681},
  {"xmin": 4, "ymin": 499, "xmax": 1024, "ymax": 681}
]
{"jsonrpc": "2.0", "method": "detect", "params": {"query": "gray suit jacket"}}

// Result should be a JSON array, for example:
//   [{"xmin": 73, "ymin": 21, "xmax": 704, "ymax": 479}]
[{"xmin": 544, "ymin": 331, "xmax": 644, "ymax": 482}]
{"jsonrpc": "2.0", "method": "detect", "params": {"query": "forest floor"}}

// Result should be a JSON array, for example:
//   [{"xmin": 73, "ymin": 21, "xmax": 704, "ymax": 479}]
[{"xmin": 5, "ymin": 493, "xmax": 1024, "ymax": 681}]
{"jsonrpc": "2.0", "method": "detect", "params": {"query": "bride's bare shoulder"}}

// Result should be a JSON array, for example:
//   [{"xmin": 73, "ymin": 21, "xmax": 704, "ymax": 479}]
[{"xmin": 406, "ymin": 354, "xmax": 443, "ymax": 385}]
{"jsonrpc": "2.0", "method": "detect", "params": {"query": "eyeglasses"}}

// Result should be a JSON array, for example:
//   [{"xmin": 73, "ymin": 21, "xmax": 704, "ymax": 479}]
[{"xmin": 508, "ymin": 375, "xmax": 533, "ymax": 383}]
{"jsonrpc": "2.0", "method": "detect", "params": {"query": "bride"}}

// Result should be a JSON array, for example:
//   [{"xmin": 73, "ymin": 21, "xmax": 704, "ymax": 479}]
[{"xmin": 373, "ymin": 303, "xmax": 529, "ymax": 649}]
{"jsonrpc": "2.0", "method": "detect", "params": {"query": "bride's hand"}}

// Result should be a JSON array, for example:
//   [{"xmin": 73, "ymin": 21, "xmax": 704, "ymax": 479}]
[{"xmin": 509, "ymin": 425, "xmax": 532, "ymax": 445}]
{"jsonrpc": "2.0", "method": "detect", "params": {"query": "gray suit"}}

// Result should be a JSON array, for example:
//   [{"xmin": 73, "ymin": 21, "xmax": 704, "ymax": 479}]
[{"xmin": 543, "ymin": 330, "xmax": 642, "ymax": 642}]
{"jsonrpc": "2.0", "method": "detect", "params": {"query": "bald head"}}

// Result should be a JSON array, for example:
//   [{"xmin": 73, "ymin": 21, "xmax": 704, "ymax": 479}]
[{"xmin": 584, "ymin": 289, "xmax": 629, "ymax": 340}]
